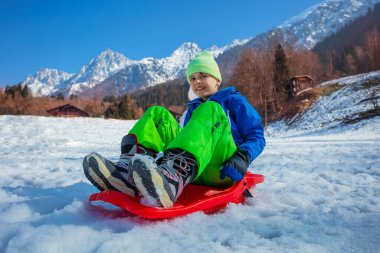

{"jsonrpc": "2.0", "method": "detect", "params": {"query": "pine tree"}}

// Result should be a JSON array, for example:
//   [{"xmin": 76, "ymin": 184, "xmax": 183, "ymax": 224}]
[
  {"xmin": 21, "ymin": 84, "xmax": 29, "ymax": 98},
  {"xmin": 56, "ymin": 92, "xmax": 65, "ymax": 101},
  {"xmin": 69, "ymin": 94, "xmax": 78, "ymax": 100},
  {"xmin": 274, "ymin": 44, "xmax": 290, "ymax": 96},
  {"xmin": 118, "ymin": 93, "xmax": 136, "ymax": 119},
  {"xmin": 102, "ymin": 95, "xmax": 117, "ymax": 103},
  {"xmin": 130, "ymin": 79, "xmax": 187, "ymax": 110},
  {"xmin": 104, "ymin": 103, "xmax": 119, "ymax": 118}
]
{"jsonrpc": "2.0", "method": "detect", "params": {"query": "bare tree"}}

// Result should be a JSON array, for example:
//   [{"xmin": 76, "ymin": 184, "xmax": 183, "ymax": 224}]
[
  {"xmin": 369, "ymin": 87, "xmax": 380, "ymax": 109},
  {"xmin": 230, "ymin": 48, "xmax": 257, "ymax": 103},
  {"xmin": 365, "ymin": 27, "xmax": 380, "ymax": 70},
  {"xmin": 230, "ymin": 47, "xmax": 281, "ymax": 126},
  {"xmin": 286, "ymin": 47, "xmax": 323, "ymax": 82}
]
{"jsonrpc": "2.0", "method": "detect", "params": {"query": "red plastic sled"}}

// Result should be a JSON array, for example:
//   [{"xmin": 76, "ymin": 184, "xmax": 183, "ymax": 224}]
[{"xmin": 89, "ymin": 171, "xmax": 264, "ymax": 220}]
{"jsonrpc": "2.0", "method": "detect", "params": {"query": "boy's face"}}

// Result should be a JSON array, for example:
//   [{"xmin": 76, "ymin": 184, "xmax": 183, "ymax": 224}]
[{"xmin": 188, "ymin": 72, "xmax": 220, "ymax": 100}]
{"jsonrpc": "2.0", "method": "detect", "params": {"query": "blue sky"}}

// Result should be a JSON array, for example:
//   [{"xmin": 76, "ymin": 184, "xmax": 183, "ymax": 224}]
[{"xmin": 0, "ymin": 0, "xmax": 323, "ymax": 86}]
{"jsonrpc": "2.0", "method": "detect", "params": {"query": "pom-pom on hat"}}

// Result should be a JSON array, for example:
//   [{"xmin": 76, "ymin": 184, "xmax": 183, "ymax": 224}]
[{"xmin": 186, "ymin": 51, "xmax": 222, "ymax": 82}]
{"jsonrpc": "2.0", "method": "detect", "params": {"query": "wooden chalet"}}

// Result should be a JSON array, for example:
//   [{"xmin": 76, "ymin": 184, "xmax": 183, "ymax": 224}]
[
  {"xmin": 47, "ymin": 104, "xmax": 89, "ymax": 117},
  {"xmin": 289, "ymin": 75, "xmax": 315, "ymax": 96}
]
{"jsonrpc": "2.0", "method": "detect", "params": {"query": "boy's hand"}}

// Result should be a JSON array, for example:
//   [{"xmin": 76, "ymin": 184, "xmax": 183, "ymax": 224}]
[{"xmin": 220, "ymin": 149, "xmax": 250, "ymax": 181}]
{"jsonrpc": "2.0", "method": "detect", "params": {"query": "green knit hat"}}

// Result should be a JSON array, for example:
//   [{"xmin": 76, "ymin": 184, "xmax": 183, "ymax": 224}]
[{"xmin": 186, "ymin": 51, "xmax": 222, "ymax": 82}]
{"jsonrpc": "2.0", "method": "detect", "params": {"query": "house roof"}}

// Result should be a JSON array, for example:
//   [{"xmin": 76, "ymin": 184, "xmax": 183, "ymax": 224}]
[
  {"xmin": 291, "ymin": 75, "xmax": 314, "ymax": 80},
  {"xmin": 46, "ymin": 104, "xmax": 89, "ymax": 116}
]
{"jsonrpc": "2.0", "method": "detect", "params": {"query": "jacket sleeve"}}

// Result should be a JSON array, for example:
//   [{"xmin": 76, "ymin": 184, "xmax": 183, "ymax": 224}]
[{"xmin": 230, "ymin": 95, "xmax": 266, "ymax": 163}]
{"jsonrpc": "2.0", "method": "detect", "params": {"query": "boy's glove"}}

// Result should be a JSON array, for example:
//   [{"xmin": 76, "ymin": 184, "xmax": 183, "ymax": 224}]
[{"xmin": 220, "ymin": 149, "xmax": 250, "ymax": 181}]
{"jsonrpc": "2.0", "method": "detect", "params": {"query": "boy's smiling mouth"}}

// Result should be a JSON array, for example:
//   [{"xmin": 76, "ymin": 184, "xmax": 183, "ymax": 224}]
[{"xmin": 195, "ymin": 86, "xmax": 206, "ymax": 91}]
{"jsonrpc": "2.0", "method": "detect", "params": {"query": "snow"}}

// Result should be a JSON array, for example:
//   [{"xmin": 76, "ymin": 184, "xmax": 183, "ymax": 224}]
[{"xmin": 0, "ymin": 110, "xmax": 379, "ymax": 252}]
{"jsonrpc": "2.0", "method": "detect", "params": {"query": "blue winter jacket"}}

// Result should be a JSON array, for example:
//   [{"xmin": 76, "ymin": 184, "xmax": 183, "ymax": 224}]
[{"xmin": 181, "ymin": 87, "xmax": 266, "ymax": 163}]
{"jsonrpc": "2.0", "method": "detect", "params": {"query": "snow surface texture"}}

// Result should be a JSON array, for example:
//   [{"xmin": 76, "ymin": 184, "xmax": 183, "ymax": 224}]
[
  {"xmin": 1, "ymin": 70, "xmax": 380, "ymax": 253},
  {"xmin": 0, "ymin": 112, "xmax": 379, "ymax": 252}
]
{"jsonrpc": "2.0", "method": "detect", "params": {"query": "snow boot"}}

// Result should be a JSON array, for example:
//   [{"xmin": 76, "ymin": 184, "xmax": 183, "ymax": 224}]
[
  {"xmin": 83, "ymin": 134, "xmax": 156, "ymax": 197},
  {"xmin": 83, "ymin": 152, "xmax": 139, "ymax": 197},
  {"xmin": 120, "ymin": 134, "xmax": 157, "ymax": 159},
  {"xmin": 117, "ymin": 134, "xmax": 157, "ymax": 169},
  {"xmin": 131, "ymin": 148, "xmax": 197, "ymax": 208}
]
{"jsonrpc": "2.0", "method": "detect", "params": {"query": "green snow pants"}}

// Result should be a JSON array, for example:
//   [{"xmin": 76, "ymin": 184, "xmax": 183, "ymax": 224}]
[{"xmin": 128, "ymin": 102, "xmax": 237, "ymax": 187}]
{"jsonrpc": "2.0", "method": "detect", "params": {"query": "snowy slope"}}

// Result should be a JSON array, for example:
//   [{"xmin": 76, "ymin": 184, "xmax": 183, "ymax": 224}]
[
  {"xmin": 267, "ymin": 70, "xmax": 380, "ymax": 136},
  {"xmin": 0, "ymin": 114, "xmax": 379, "ymax": 253}
]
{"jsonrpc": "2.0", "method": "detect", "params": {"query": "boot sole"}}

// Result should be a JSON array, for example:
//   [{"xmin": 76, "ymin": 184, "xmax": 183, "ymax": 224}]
[
  {"xmin": 131, "ymin": 156, "xmax": 174, "ymax": 208},
  {"xmin": 83, "ymin": 153, "xmax": 116, "ymax": 191},
  {"xmin": 83, "ymin": 153, "xmax": 136, "ymax": 197}
]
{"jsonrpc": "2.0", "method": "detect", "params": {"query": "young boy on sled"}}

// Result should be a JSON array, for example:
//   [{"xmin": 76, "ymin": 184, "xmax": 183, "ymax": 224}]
[{"xmin": 83, "ymin": 51, "xmax": 266, "ymax": 208}]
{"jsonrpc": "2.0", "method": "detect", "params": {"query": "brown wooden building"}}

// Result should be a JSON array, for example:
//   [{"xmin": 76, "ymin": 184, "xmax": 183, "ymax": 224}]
[
  {"xmin": 289, "ymin": 75, "xmax": 315, "ymax": 96},
  {"xmin": 47, "ymin": 104, "xmax": 89, "ymax": 117}
]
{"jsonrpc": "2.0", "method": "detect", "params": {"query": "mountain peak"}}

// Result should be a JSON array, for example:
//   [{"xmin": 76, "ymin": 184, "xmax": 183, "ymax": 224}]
[
  {"xmin": 97, "ymin": 48, "xmax": 131, "ymax": 61},
  {"xmin": 171, "ymin": 42, "xmax": 201, "ymax": 58},
  {"xmin": 206, "ymin": 39, "xmax": 250, "ymax": 58},
  {"xmin": 27, "ymin": 68, "xmax": 73, "ymax": 83},
  {"xmin": 165, "ymin": 42, "xmax": 201, "ymax": 70},
  {"xmin": 68, "ymin": 49, "xmax": 132, "ymax": 87},
  {"xmin": 22, "ymin": 68, "xmax": 74, "ymax": 96}
]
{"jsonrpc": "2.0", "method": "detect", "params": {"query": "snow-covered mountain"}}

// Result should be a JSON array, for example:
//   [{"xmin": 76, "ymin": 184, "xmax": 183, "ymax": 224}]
[
  {"xmin": 22, "ymin": 69, "xmax": 74, "ymax": 97},
  {"xmin": 22, "ymin": 0, "xmax": 380, "ymax": 97},
  {"xmin": 218, "ymin": 0, "xmax": 380, "ymax": 77},
  {"xmin": 62, "ymin": 49, "xmax": 133, "ymax": 96},
  {"xmin": 277, "ymin": 0, "xmax": 380, "ymax": 49},
  {"xmin": 207, "ymin": 39, "xmax": 251, "ymax": 58},
  {"xmin": 93, "ymin": 40, "xmax": 251, "ymax": 95},
  {"xmin": 84, "ymin": 42, "xmax": 201, "ymax": 96},
  {"xmin": 246, "ymin": 0, "xmax": 380, "ymax": 50},
  {"xmin": 23, "ymin": 49, "xmax": 132, "ymax": 97}
]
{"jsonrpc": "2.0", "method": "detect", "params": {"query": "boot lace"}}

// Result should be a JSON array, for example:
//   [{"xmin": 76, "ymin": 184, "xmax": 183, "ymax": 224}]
[
  {"xmin": 138, "ymin": 146, "xmax": 157, "ymax": 158},
  {"xmin": 115, "ymin": 158, "xmax": 130, "ymax": 171},
  {"xmin": 159, "ymin": 150, "xmax": 197, "ymax": 177}
]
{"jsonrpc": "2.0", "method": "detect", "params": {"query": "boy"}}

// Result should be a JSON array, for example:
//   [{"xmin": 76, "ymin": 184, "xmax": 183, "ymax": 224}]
[{"xmin": 83, "ymin": 52, "xmax": 265, "ymax": 208}]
